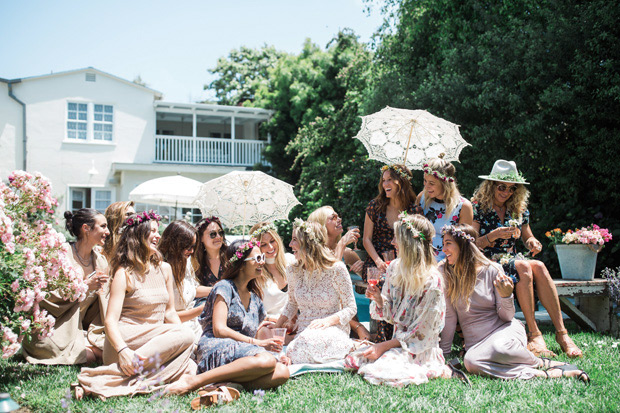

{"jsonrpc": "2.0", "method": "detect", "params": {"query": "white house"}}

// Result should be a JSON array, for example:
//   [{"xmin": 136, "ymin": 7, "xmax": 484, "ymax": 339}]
[{"xmin": 0, "ymin": 68, "xmax": 273, "ymax": 221}]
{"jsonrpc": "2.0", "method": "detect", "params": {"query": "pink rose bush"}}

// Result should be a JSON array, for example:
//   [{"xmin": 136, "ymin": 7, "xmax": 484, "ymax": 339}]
[
  {"xmin": 0, "ymin": 171, "xmax": 88, "ymax": 358},
  {"xmin": 546, "ymin": 224, "xmax": 613, "ymax": 247}
]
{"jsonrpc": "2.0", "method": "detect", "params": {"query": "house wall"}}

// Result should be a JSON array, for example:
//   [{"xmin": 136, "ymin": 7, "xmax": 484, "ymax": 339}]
[{"xmin": 0, "ymin": 82, "xmax": 24, "ymax": 178}]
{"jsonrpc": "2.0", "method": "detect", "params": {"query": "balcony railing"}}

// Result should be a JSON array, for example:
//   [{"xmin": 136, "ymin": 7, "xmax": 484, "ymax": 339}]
[{"xmin": 154, "ymin": 135, "xmax": 266, "ymax": 166}]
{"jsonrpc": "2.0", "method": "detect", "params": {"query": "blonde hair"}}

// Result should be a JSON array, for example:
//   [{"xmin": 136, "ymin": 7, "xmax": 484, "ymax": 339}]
[
  {"xmin": 307, "ymin": 206, "xmax": 341, "ymax": 244},
  {"xmin": 103, "ymin": 201, "xmax": 135, "ymax": 259},
  {"xmin": 423, "ymin": 158, "xmax": 461, "ymax": 216},
  {"xmin": 391, "ymin": 214, "xmax": 436, "ymax": 296},
  {"xmin": 293, "ymin": 221, "xmax": 337, "ymax": 272},
  {"xmin": 441, "ymin": 224, "xmax": 495, "ymax": 310},
  {"xmin": 471, "ymin": 180, "xmax": 529, "ymax": 219},
  {"xmin": 249, "ymin": 222, "xmax": 287, "ymax": 284}
]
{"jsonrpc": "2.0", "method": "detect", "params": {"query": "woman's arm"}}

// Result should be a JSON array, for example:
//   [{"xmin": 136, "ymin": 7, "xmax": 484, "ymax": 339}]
[
  {"xmin": 195, "ymin": 286, "xmax": 213, "ymax": 298},
  {"xmin": 335, "ymin": 229, "xmax": 359, "ymax": 261},
  {"xmin": 459, "ymin": 200, "xmax": 474, "ymax": 226},
  {"xmin": 439, "ymin": 291, "xmax": 458, "ymax": 357},
  {"xmin": 177, "ymin": 304, "xmax": 205, "ymax": 322},
  {"xmin": 363, "ymin": 213, "xmax": 387, "ymax": 272},
  {"xmin": 343, "ymin": 249, "xmax": 363, "ymax": 275},
  {"xmin": 492, "ymin": 266, "xmax": 515, "ymax": 322},
  {"xmin": 162, "ymin": 264, "xmax": 182, "ymax": 324},
  {"xmin": 520, "ymin": 223, "xmax": 542, "ymax": 256}
]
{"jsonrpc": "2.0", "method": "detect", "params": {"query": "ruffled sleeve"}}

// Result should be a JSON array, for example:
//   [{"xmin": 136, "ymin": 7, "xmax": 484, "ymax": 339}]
[
  {"xmin": 330, "ymin": 262, "xmax": 357, "ymax": 326},
  {"xmin": 365, "ymin": 199, "xmax": 378, "ymax": 223}
]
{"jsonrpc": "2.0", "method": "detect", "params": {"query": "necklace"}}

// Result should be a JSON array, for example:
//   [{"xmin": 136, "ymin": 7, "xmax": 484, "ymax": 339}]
[{"xmin": 72, "ymin": 243, "xmax": 92, "ymax": 267}]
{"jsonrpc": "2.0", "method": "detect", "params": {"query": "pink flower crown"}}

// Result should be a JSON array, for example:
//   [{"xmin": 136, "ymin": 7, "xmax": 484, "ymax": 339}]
[
  {"xmin": 124, "ymin": 210, "xmax": 162, "ymax": 228},
  {"xmin": 423, "ymin": 164, "xmax": 455, "ymax": 183},
  {"xmin": 381, "ymin": 164, "xmax": 410, "ymax": 181},
  {"xmin": 197, "ymin": 216, "xmax": 222, "ymax": 231},
  {"xmin": 441, "ymin": 225, "xmax": 475, "ymax": 243},
  {"xmin": 230, "ymin": 240, "xmax": 261, "ymax": 263}
]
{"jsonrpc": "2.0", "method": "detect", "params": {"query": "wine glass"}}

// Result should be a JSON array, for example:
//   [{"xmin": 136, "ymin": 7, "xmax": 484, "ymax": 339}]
[
  {"xmin": 382, "ymin": 250, "xmax": 395, "ymax": 266},
  {"xmin": 367, "ymin": 267, "xmax": 380, "ymax": 288},
  {"xmin": 347, "ymin": 225, "xmax": 360, "ymax": 250},
  {"xmin": 271, "ymin": 328, "xmax": 287, "ymax": 356}
]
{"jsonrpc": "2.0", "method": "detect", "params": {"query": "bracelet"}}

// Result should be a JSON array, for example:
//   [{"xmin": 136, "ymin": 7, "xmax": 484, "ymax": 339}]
[
  {"xmin": 485, "ymin": 234, "xmax": 491, "ymax": 245},
  {"xmin": 249, "ymin": 337, "xmax": 253, "ymax": 345},
  {"xmin": 117, "ymin": 345, "xmax": 128, "ymax": 354}
]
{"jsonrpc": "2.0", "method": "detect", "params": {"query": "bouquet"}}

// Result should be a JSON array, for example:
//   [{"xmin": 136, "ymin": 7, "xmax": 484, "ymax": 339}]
[
  {"xmin": 0, "ymin": 171, "xmax": 88, "ymax": 358},
  {"xmin": 546, "ymin": 224, "xmax": 613, "ymax": 247}
]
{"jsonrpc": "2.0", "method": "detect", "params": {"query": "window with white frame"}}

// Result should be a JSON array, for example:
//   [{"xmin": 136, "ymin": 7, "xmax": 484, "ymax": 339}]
[
  {"xmin": 93, "ymin": 104, "xmax": 114, "ymax": 141},
  {"xmin": 67, "ymin": 103, "xmax": 88, "ymax": 140},
  {"xmin": 69, "ymin": 187, "xmax": 113, "ymax": 213},
  {"xmin": 93, "ymin": 189, "xmax": 112, "ymax": 212}
]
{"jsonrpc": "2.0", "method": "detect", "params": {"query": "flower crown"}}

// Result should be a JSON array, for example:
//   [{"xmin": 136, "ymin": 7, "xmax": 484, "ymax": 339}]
[
  {"xmin": 229, "ymin": 240, "xmax": 261, "ymax": 263},
  {"xmin": 250, "ymin": 223, "xmax": 277, "ymax": 240},
  {"xmin": 293, "ymin": 218, "xmax": 319, "ymax": 243},
  {"xmin": 423, "ymin": 164, "xmax": 455, "ymax": 183},
  {"xmin": 397, "ymin": 212, "xmax": 426, "ymax": 240},
  {"xmin": 381, "ymin": 164, "xmax": 410, "ymax": 181},
  {"xmin": 197, "ymin": 216, "xmax": 221, "ymax": 231},
  {"xmin": 441, "ymin": 225, "xmax": 475, "ymax": 243},
  {"xmin": 124, "ymin": 210, "xmax": 161, "ymax": 228}
]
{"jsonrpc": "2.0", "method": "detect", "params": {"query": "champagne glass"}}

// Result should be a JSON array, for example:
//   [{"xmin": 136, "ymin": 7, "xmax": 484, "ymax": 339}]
[
  {"xmin": 347, "ymin": 225, "xmax": 360, "ymax": 250},
  {"xmin": 382, "ymin": 250, "xmax": 395, "ymax": 266},
  {"xmin": 367, "ymin": 267, "xmax": 380, "ymax": 288},
  {"xmin": 271, "ymin": 328, "xmax": 287, "ymax": 356}
]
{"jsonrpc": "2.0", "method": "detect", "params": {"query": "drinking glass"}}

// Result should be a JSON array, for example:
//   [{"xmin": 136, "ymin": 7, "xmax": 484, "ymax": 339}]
[
  {"xmin": 367, "ymin": 267, "xmax": 380, "ymax": 288},
  {"xmin": 271, "ymin": 328, "xmax": 287, "ymax": 356},
  {"xmin": 347, "ymin": 226, "xmax": 360, "ymax": 250},
  {"xmin": 382, "ymin": 250, "xmax": 395, "ymax": 266}
]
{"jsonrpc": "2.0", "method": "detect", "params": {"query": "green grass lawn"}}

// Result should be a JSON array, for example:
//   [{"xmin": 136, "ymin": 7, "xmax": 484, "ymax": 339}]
[{"xmin": 1, "ymin": 328, "xmax": 619, "ymax": 412}]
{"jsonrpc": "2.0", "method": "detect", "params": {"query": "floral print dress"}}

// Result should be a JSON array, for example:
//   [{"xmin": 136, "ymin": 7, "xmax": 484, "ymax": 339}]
[
  {"xmin": 345, "ymin": 261, "xmax": 447, "ymax": 387},
  {"xmin": 420, "ymin": 194, "xmax": 466, "ymax": 261},
  {"xmin": 472, "ymin": 202, "xmax": 530, "ymax": 283}
]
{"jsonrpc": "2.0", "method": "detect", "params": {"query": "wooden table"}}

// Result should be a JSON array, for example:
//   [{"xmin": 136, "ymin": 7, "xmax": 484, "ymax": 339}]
[{"xmin": 554, "ymin": 278, "xmax": 617, "ymax": 334}]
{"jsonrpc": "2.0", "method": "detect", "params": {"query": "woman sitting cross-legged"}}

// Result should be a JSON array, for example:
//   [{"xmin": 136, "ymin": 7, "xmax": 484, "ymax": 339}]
[
  {"xmin": 159, "ymin": 220, "xmax": 205, "ymax": 342},
  {"xmin": 472, "ymin": 160, "xmax": 582, "ymax": 358},
  {"xmin": 75, "ymin": 211, "xmax": 197, "ymax": 399},
  {"xmin": 346, "ymin": 213, "xmax": 462, "ymax": 387},
  {"xmin": 166, "ymin": 239, "xmax": 289, "ymax": 402},
  {"xmin": 272, "ymin": 219, "xmax": 357, "ymax": 364},
  {"xmin": 439, "ymin": 224, "xmax": 589, "ymax": 383}
]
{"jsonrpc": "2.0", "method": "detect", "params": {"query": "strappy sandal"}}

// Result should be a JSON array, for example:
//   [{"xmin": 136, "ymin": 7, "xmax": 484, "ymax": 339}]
[
  {"xmin": 527, "ymin": 332, "xmax": 557, "ymax": 358},
  {"xmin": 190, "ymin": 385, "xmax": 240, "ymax": 410},
  {"xmin": 555, "ymin": 329, "xmax": 583, "ymax": 358},
  {"xmin": 544, "ymin": 364, "xmax": 590, "ymax": 384},
  {"xmin": 448, "ymin": 363, "xmax": 472, "ymax": 388},
  {"xmin": 539, "ymin": 357, "xmax": 553, "ymax": 369}
]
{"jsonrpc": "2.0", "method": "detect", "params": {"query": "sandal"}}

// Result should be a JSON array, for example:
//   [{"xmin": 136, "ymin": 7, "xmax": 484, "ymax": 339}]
[
  {"xmin": 448, "ymin": 363, "xmax": 472, "ymax": 388},
  {"xmin": 527, "ymin": 332, "xmax": 556, "ymax": 358},
  {"xmin": 555, "ymin": 329, "xmax": 583, "ymax": 358},
  {"xmin": 544, "ymin": 363, "xmax": 590, "ymax": 384},
  {"xmin": 539, "ymin": 357, "xmax": 553, "ymax": 370},
  {"xmin": 191, "ymin": 385, "xmax": 240, "ymax": 410}
]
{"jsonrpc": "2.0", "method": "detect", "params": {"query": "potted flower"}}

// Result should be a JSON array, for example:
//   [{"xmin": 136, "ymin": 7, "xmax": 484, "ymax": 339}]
[{"xmin": 546, "ymin": 225, "xmax": 613, "ymax": 280}]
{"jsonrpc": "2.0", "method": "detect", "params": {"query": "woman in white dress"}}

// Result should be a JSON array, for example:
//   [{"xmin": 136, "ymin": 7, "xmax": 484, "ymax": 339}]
[
  {"xmin": 346, "ymin": 213, "xmax": 465, "ymax": 387},
  {"xmin": 159, "ymin": 220, "xmax": 206, "ymax": 342},
  {"xmin": 273, "ymin": 219, "xmax": 357, "ymax": 364}
]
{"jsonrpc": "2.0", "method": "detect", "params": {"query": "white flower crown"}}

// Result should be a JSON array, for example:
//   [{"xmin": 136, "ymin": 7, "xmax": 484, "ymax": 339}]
[
  {"xmin": 441, "ymin": 225, "xmax": 475, "ymax": 243},
  {"xmin": 293, "ymin": 218, "xmax": 319, "ymax": 243},
  {"xmin": 250, "ymin": 223, "xmax": 277, "ymax": 239}
]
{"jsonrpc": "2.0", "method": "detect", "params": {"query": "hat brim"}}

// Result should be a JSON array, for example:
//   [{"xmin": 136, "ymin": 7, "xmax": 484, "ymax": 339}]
[{"xmin": 478, "ymin": 175, "xmax": 530, "ymax": 185}]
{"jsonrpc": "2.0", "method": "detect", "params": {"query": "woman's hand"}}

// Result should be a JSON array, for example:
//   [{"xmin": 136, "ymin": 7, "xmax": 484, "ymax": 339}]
[
  {"xmin": 374, "ymin": 259, "xmax": 388, "ymax": 273},
  {"xmin": 362, "ymin": 343, "xmax": 388, "ymax": 361},
  {"xmin": 86, "ymin": 271, "xmax": 108, "ymax": 292},
  {"xmin": 118, "ymin": 348, "xmax": 146, "ymax": 376},
  {"xmin": 308, "ymin": 316, "xmax": 335, "ymax": 330},
  {"xmin": 491, "ymin": 227, "xmax": 519, "ymax": 241},
  {"xmin": 258, "ymin": 320, "xmax": 275, "ymax": 331},
  {"xmin": 279, "ymin": 355, "xmax": 292, "ymax": 366},
  {"xmin": 493, "ymin": 273, "xmax": 514, "ymax": 298},
  {"xmin": 526, "ymin": 237, "xmax": 543, "ymax": 257},
  {"xmin": 349, "ymin": 260, "xmax": 364, "ymax": 275},
  {"xmin": 256, "ymin": 338, "xmax": 283, "ymax": 353},
  {"xmin": 365, "ymin": 284, "xmax": 383, "ymax": 307},
  {"xmin": 342, "ymin": 228, "xmax": 360, "ymax": 247}
]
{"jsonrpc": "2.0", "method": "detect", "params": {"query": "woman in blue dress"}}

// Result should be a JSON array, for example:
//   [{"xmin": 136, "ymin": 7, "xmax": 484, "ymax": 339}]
[
  {"xmin": 166, "ymin": 239, "xmax": 289, "ymax": 397},
  {"xmin": 416, "ymin": 156, "xmax": 473, "ymax": 261}
]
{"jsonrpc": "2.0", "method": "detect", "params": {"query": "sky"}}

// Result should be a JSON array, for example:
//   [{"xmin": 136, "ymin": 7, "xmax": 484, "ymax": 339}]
[{"xmin": 0, "ymin": 0, "xmax": 385, "ymax": 102}]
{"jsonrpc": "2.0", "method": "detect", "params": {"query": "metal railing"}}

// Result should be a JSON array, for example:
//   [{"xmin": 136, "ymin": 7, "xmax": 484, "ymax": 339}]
[{"xmin": 154, "ymin": 135, "xmax": 266, "ymax": 166}]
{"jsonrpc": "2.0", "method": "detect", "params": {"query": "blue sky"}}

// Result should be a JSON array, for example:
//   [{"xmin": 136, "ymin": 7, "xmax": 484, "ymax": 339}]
[{"xmin": 0, "ymin": 0, "xmax": 384, "ymax": 102}]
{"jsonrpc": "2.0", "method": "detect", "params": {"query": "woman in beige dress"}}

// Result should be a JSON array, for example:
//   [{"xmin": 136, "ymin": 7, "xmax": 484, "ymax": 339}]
[
  {"xmin": 22, "ymin": 208, "xmax": 109, "ymax": 365},
  {"xmin": 75, "ymin": 211, "xmax": 196, "ymax": 399}
]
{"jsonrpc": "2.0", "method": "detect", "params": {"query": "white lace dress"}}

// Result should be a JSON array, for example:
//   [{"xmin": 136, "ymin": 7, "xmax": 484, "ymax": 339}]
[
  {"xmin": 346, "ymin": 261, "xmax": 447, "ymax": 387},
  {"xmin": 282, "ymin": 261, "xmax": 356, "ymax": 364}
]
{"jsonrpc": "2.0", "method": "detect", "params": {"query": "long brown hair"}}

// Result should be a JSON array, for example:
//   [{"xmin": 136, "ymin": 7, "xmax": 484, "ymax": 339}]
[
  {"xmin": 374, "ymin": 164, "xmax": 416, "ymax": 213},
  {"xmin": 441, "ymin": 224, "xmax": 494, "ymax": 310},
  {"xmin": 104, "ymin": 201, "xmax": 135, "ymax": 259},
  {"xmin": 110, "ymin": 215, "xmax": 162, "ymax": 287},
  {"xmin": 159, "ymin": 220, "xmax": 197, "ymax": 304},
  {"xmin": 221, "ymin": 239, "xmax": 263, "ymax": 299},
  {"xmin": 193, "ymin": 216, "xmax": 228, "ymax": 279}
]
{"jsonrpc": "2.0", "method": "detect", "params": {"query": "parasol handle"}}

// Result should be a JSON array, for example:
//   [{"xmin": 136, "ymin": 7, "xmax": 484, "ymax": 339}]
[
  {"xmin": 243, "ymin": 194, "xmax": 247, "ymax": 236},
  {"xmin": 402, "ymin": 120, "xmax": 415, "ymax": 165}
]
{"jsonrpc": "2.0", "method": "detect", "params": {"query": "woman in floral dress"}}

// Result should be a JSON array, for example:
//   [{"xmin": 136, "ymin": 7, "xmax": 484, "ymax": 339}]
[
  {"xmin": 193, "ymin": 216, "xmax": 229, "ymax": 302},
  {"xmin": 346, "ymin": 214, "xmax": 461, "ymax": 387},
  {"xmin": 472, "ymin": 160, "xmax": 581, "ymax": 358},
  {"xmin": 273, "ymin": 219, "xmax": 357, "ymax": 364},
  {"xmin": 417, "ymin": 156, "xmax": 473, "ymax": 261},
  {"xmin": 362, "ymin": 164, "xmax": 421, "ymax": 342}
]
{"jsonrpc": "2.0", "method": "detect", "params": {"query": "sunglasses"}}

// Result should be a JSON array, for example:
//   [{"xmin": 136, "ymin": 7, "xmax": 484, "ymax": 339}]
[
  {"xmin": 208, "ymin": 230, "xmax": 225, "ymax": 239},
  {"xmin": 245, "ymin": 253, "xmax": 265, "ymax": 264},
  {"xmin": 497, "ymin": 184, "xmax": 518, "ymax": 193}
]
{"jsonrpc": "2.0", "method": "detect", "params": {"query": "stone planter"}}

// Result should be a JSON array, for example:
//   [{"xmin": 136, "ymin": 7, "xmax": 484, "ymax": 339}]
[{"xmin": 554, "ymin": 244, "xmax": 601, "ymax": 280}]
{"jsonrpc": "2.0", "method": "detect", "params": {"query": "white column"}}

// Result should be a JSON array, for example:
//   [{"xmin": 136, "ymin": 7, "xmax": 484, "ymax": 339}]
[
  {"xmin": 192, "ymin": 110, "xmax": 197, "ymax": 163},
  {"xmin": 231, "ymin": 115, "xmax": 236, "ymax": 165}
]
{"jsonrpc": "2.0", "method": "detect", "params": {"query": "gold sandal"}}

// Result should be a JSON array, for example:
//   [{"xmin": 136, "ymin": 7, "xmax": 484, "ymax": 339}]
[
  {"xmin": 555, "ymin": 329, "xmax": 583, "ymax": 358},
  {"xmin": 527, "ymin": 332, "xmax": 556, "ymax": 358}
]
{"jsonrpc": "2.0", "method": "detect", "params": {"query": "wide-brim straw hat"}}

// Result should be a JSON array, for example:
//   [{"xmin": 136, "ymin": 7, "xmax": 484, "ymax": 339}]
[{"xmin": 478, "ymin": 160, "xmax": 529, "ymax": 185}]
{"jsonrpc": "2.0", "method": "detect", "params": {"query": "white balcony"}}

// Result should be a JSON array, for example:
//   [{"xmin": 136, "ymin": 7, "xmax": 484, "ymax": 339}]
[{"xmin": 155, "ymin": 135, "xmax": 266, "ymax": 166}]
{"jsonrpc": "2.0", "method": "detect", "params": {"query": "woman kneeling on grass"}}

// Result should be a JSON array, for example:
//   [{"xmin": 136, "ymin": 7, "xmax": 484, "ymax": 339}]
[
  {"xmin": 439, "ymin": 224, "xmax": 589, "ymax": 383},
  {"xmin": 346, "ymin": 213, "xmax": 466, "ymax": 386},
  {"xmin": 166, "ymin": 239, "xmax": 289, "ymax": 407},
  {"xmin": 75, "ymin": 211, "xmax": 197, "ymax": 399}
]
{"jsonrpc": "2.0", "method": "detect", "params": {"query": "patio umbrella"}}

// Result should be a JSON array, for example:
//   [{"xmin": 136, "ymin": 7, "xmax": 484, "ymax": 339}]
[
  {"xmin": 353, "ymin": 106, "xmax": 470, "ymax": 170},
  {"xmin": 193, "ymin": 171, "xmax": 300, "ymax": 234},
  {"xmin": 129, "ymin": 175, "xmax": 202, "ymax": 213}
]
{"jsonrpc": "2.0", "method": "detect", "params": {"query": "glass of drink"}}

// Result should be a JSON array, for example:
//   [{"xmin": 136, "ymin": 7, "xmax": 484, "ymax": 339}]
[
  {"xmin": 382, "ymin": 250, "xmax": 395, "ymax": 266},
  {"xmin": 367, "ymin": 267, "xmax": 380, "ymax": 288},
  {"xmin": 271, "ymin": 328, "xmax": 287, "ymax": 355},
  {"xmin": 347, "ymin": 226, "xmax": 360, "ymax": 250}
]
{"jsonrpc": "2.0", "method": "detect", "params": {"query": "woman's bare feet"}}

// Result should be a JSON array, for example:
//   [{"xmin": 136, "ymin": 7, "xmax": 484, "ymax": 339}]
[
  {"xmin": 165, "ymin": 374, "xmax": 196, "ymax": 395},
  {"xmin": 555, "ymin": 330, "xmax": 582, "ymax": 358},
  {"xmin": 72, "ymin": 383, "xmax": 86, "ymax": 400},
  {"xmin": 527, "ymin": 332, "xmax": 556, "ymax": 357}
]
